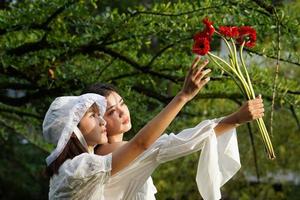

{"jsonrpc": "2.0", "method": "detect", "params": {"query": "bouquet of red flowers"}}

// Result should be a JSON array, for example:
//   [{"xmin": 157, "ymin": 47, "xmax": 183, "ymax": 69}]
[{"xmin": 192, "ymin": 18, "xmax": 275, "ymax": 160}]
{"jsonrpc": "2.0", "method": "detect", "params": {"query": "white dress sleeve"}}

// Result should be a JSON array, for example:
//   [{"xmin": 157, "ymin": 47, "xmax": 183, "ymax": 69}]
[
  {"xmin": 156, "ymin": 119, "xmax": 216, "ymax": 163},
  {"xmin": 49, "ymin": 153, "xmax": 112, "ymax": 199},
  {"xmin": 196, "ymin": 118, "xmax": 241, "ymax": 200},
  {"xmin": 155, "ymin": 118, "xmax": 241, "ymax": 200}
]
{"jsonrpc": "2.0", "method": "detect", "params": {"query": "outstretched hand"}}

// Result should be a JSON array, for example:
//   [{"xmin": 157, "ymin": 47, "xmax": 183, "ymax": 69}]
[
  {"xmin": 214, "ymin": 95, "xmax": 265, "ymax": 136},
  {"xmin": 235, "ymin": 95, "xmax": 265, "ymax": 124},
  {"xmin": 179, "ymin": 57, "xmax": 211, "ymax": 101}
]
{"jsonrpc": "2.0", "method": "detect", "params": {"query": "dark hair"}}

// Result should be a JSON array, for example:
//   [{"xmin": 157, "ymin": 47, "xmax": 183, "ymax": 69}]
[
  {"xmin": 82, "ymin": 83, "xmax": 118, "ymax": 97},
  {"xmin": 46, "ymin": 133, "xmax": 87, "ymax": 177}
]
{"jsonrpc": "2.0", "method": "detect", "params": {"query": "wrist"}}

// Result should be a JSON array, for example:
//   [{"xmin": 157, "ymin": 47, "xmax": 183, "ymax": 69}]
[
  {"xmin": 176, "ymin": 91, "xmax": 190, "ymax": 103},
  {"xmin": 232, "ymin": 112, "xmax": 241, "ymax": 127},
  {"xmin": 224, "ymin": 112, "xmax": 241, "ymax": 127}
]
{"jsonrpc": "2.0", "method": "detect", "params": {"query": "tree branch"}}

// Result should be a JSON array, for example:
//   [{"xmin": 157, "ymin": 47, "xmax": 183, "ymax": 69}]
[
  {"xmin": 0, "ymin": 87, "xmax": 63, "ymax": 106},
  {"xmin": 0, "ymin": 0, "xmax": 76, "ymax": 36},
  {"xmin": 246, "ymin": 49, "xmax": 300, "ymax": 67},
  {"xmin": 129, "ymin": 3, "xmax": 226, "ymax": 17},
  {"xmin": 132, "ymin": 84, "xmax": 245, "ymax": 104},
  {"xmin": 146, "ymin": 37, "xmax": 191, "ymax": 68},
  {"xmin": 0, "ymin": 120, "xmax": 49, "ymax": 154},
  {"xmin": 246, "ymin": 123, "xmax": 260, "ymax": 182},
  {"xmin": 0, "ymin": 66, "xmax": 37, "ymax": 84},
  {"xmin": 0, "ymin": 105, "xmax": 41, "ymax": 119},
  {"xmin": 0, "ymin": 82, "xmax": 37, "ymax": 90},
  {"xmin": 250, "ymin": 0, "xmax": 276, "ymax": 15},
  {"xmin": 290, "ymin": 105, "xmax": 300, "ymax": 130},
  {"xmin": 96, "ymin": 46, "xmax": 181, "ymax": 83}
]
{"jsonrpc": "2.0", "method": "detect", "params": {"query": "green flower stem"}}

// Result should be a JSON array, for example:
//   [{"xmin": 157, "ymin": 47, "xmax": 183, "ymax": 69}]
[
  {"xmin": 208, "ymin": 51, "xmax": 233, "ymax": 71},
  {"xmin": 208, "ymin": 52, "xmax": 252, "ymax": 98},
  {"xmin": 208, "ymin": 54, "xmax": 248, "ymax": 98},
  {"xmin": 239, "ymin": 42, "xmax": 256, "ymax": 99},
  {"xmin": 208, "ymin": 53, "xmax": 231, "ymax": 75},
  {"xmin": 208, "ymin": 52, "xmax": 251, "ymax": 98},
  {"xmin": 216, "ymin": 32, "xmax": 234, "ymax": 58},
  {"xmin": 208, "ymin": 36, "xmax": 276, "ymax": 160},
  {"xmin": 230, "ymin": 39, "xmax": 252, "ymax": 96},
  {"xmin": 256, "ymin": 118, "xmax": 276, "ymax": 159},
  {"xmin": 239, "ymin": 42, "xmax": 275, "ymax": 159},
  {"xmin": 231, "ymin": 38, "xmax": 243, "ymax": 75}
]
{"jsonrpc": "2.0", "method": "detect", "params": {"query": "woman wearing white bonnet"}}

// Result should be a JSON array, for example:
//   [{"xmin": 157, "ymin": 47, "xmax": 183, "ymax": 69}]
[{"xmin": 42, "ymin": 59, "xmax": 213, "ymax": 200}]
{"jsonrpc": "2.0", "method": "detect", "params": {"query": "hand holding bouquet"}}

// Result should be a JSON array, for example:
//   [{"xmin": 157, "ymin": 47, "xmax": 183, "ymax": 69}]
[{"xmin": 192, "ymin": 18, "xmax": 275, "ymax": 160}]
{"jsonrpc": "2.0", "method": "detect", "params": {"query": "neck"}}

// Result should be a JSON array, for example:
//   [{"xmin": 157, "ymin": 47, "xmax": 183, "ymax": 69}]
[
  {"xmin": 87, "ymin": 145, "xmax": 94, "ymax": 153},
  {"xmin": 108, "ymin": 133, "xmax": 124, "ymax": 143}
]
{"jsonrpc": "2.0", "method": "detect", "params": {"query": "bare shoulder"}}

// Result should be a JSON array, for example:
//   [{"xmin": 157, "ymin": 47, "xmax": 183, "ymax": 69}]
[{"xmin": 95, "ymin": 141, "xmax": 128, "ymax": 155}]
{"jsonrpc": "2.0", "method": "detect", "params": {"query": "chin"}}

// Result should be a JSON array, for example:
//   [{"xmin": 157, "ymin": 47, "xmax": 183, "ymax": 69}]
[
  {"xmin": 124, "ymin": 124, "xmax": 132, "ymax": 132},
  {"xmin": 99, "ymin": 137, "xmax": 108, "ymax": 144}
]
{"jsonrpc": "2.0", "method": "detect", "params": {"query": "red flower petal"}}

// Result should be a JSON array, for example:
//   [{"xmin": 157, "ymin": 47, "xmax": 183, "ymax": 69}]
[
  {"xmin": 192, "ymin": 37, "xmax": 210, "ymax": 56},
  {"xmin": 202, "ymin": 17, "xmax": 215, "ymax": 37},
  {"xmin": 219, "ymin": 26, "xmax": 239, "ymax": 38},
  {"xmin": 237, "ymin": 26, "xmax": 256, "ymax": 48},
  {"xmin": 193, "ymin": 31, "xmax": 208, "ymax": 41}
]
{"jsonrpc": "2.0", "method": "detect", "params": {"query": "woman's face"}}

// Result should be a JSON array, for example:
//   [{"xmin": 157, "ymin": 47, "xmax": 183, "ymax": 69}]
[
  {"xmin": 79, "ymin": 105, "xmax": 108, "ymax": 146},
  {"xmin": 104, "ymin": 91, "xmax": 131, "ymax": 136}
]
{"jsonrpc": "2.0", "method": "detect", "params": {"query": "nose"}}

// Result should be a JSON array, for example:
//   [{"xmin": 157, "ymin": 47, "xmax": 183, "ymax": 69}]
[{"xmin": 98, "ymin": 115, "xmax": 107, "ymax": 126}]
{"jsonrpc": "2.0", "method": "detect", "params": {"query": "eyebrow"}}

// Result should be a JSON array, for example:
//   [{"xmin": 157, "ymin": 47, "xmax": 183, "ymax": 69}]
[
  {"xmin": 107, "ymin": 98, "xmax": 123, "ymax": 111},
  {"xmin": 87, "ymin": 108, "xmax": 98, "ymax": 114}
]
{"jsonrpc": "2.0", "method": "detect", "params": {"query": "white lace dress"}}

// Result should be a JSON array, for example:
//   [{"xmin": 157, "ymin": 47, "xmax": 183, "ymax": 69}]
[{"xmin": 49, "ymin": 153, "xmax": 112, "ymax": 200}]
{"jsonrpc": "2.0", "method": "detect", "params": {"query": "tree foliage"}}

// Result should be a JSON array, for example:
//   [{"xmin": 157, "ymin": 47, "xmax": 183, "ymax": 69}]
[{"xmin": 0, "ymin": 0, "xmax": 299, "ymax": 199}]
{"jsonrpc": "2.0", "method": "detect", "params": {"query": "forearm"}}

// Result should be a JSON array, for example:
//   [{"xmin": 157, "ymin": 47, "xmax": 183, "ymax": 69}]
[
  {"xmin": 134, "ymin": 92, "xmax": 188, "ymax": 148},
  {"xmin": 214, "ymin": 96, "xmax": 265, "ymax": 136},
  {"xmin": 111, "ymin": 92, "xmax": 188, "ymax": 174},
  {"xmin": 214, "ymin": 112, "xmax": 240, "ymax": 137}
]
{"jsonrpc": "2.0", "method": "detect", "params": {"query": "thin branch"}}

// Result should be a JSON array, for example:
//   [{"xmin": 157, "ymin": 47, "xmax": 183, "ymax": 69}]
[
  {"xmin": 290, "ymin": 105, "xmax": 300, "ymax": 130},
  {"xmin": 0, "ymin": 87, "xmax": 63, "ymax": 106},
  {"xmin": 0, "ymin": 66, "xmax": 38, "ymax": 84},
  {"xmin": 130, "ymin": 3, "xmax": 226, "ymax": 17},
  {"xmin": 0, "ymin": 105, "xmax": 42, "ymax": 119},
  {"xmin": 104, "ymin": 72, "xmax": 142, "ymax": 82},
  {"xmin": 6, "ymin": 39, "xmax": 50, "ymax": 56},
  {"xmin": 97, "ymin": 46, "xmax": 180, "ymax": 83},
  {"xmin": 0, "ymin": 120, "xmax": 49, "ymax": 154},
  {"xmin": 5, "ymin": 0, "xmax": 77, "ymax": 56},
  {"xmin": 0, "ymin": 82, "xmax": 36, "ymax": 90},
  {"xmin": 246, "ymin": 49, "xmax": 300, "ymax": 67},
  {"xmin": 270, "ymin": 9, "xmax": 281, "ymax": 136},
  {"xmin": 146, "ymin": 37, "xmax": 191, "ymax": 68},
  {"xmin": 246, "ymin": 123, "xmax": 260, "ymax": 182},
  {"xmin": 250, "ymin": 0, "xmax": 276, "ymax": 15},
  {"xmin": 132, "ymin": 84, "xmax": 244, "ymax": 104},
  {"xmin": 0, "ymin": 0, "xmax": 76, "ymax": 36},
  {"xmin": 286, "ymin": 90, "xmax": 300, "ymax": 95}
]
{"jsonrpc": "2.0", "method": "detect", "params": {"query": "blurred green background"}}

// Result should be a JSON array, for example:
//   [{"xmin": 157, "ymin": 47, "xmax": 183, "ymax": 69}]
[{"xmin": 0, "ymin": 0, "xmax": 299, "ymax": 199}]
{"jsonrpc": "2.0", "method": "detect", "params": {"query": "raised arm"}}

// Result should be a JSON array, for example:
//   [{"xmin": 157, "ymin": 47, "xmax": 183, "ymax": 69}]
[
  {"xmin": 214, "ymin": 95, "xmax": 264, "ymax": 136},
  {"xmin": 111, "ymin": 58, "xmax": 211, "ymax": 175}
]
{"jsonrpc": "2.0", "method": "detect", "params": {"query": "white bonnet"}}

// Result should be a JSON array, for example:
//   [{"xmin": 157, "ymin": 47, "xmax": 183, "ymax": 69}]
[{"xmin": 42, "ymin": 93, "xmax": 106, "ymax": 166}]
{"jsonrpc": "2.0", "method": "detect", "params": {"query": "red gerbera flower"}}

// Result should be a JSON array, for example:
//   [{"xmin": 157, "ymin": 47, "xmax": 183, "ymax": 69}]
[
  {"xmin": 218, "ymin": 26, "xmax": 239, "ymax": 38},
  {"xmin": 192, "ymin": 37, "xmax": 210, "ymax": 56},
  {"xmin": 237, "ymin": 26, "xmax": 256, "ymax": 48}
]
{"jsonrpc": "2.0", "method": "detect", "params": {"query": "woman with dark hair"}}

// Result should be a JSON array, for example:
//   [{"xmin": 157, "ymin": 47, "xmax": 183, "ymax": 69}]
[{"xmin": 83, "ymin": 60, "xmax": 265, "ymax": 200}]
